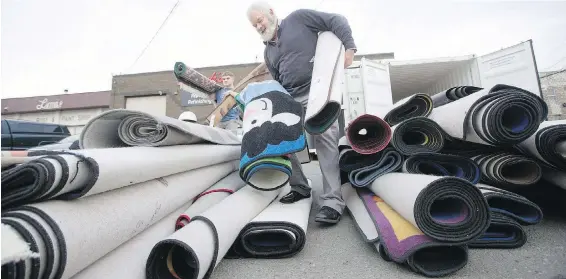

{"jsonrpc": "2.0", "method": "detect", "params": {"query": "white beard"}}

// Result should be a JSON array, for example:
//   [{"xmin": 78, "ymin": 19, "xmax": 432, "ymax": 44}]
[{"xmin": 259, "ymin": 16, "xmax": 277, "ymax": 42}]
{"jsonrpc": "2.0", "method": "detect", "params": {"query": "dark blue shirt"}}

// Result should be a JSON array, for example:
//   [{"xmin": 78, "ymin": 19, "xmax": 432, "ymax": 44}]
[
  {"xmin": 215, "ymin": 88, "xmax": 240, "ymax": 121},
  {"xmin": 263, "ymin": 9, "xmax": 357, "ymax": 99}
]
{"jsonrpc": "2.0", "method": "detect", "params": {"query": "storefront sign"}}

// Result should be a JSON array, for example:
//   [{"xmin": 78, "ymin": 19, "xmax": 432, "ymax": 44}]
[
  {"xmin": 179, "ymin": 88, "xmax": 215, "ymax": 107},
  {"xmin": 36, "ymin": 98, "xmax": 63, "ymax": 110}
]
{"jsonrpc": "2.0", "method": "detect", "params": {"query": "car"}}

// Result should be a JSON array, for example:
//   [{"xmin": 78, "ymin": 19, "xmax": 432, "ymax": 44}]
[
  {"xmin": 1, "ymin": 119, "xmax": 71, "ymax": 150},
  {"xmin": 27, "ymin": 134, "xmax": 80, "ymax": 151}
]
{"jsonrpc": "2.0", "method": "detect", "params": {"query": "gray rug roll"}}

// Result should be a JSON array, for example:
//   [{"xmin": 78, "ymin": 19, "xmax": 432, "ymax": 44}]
[
  {"xmin": 469, "ymin": 212, "xmax": 526, "ymax": 249},
  {"xmin": 428, "ymin": 84, "xmax": 548, "ymax": 146},
  {"xmin": 369, "ymin": 173, "xmax": 490, "ymax": 243},
  {"xmin": 431, "ymin": 86, "xmax": 483, "ymax": 108},
  {"xmin": 390, "ymin": 117, "xmax": 448, "ymax": 156},
  {"xmin": 477, "ymin": 184, "xmax": 543, "ymax": 225},
  {"xmin": 383, "ymin": 93, "xmax": 433, "ymax": 126},
  {"xmin": 71, "ymin": 203, "xmax": 192, "ymax": 279},
  {"xmin": 402, "ymin": 153, "xmax": 481, "ymax": 184},
  {"xmin": 225, "ymin": 186, "xmax": 312, "ymax": 259},
  {"xmin": 515, "ymin": 120, "xmax": 566, "ymax": 170},
  {"xmin": 146, "ymin": 185, "xmax": 283, "ymax": 279},
  {"xmin": 1, "ymin": 162, "xmax": 237, "ymax": 279},
  {"xmin": 470, "ymin": 152, "xmax": 542, "ymax": 188},
  {"xmin": 1, "ymin": 145, "xmax": 240, "ymax": 209},
  {"xmin": 79, "ymin": 109, "xmax": 240, "ymax": 149}
]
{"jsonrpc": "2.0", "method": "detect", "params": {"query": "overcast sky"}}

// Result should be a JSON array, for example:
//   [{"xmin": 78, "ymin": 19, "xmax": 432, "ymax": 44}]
[{"xmin": 2, "ymin": 0, "xmax": 566, "ymax": 98}]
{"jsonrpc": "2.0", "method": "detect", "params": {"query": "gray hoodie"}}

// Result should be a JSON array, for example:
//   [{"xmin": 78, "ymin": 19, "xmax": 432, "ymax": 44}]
[{"xmin": 263, "ymin": 9, "xmax": 357, "ymax": 101}]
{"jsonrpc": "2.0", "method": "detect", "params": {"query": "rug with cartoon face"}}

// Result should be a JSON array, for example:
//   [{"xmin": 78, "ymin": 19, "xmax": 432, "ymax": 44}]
[{"xmin": 239, "ymin": 90, "xmax": 307, "ymax": 191}]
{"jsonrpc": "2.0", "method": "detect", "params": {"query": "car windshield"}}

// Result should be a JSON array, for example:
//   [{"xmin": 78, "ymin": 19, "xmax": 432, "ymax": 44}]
[{"xmin": 59, "ymin": 135, "xmax": 79, "ymax": 143}]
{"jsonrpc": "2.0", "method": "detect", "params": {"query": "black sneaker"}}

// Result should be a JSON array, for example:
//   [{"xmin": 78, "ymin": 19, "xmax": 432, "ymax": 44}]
[
  {"xmin": 279, "ymin": 191, "xmax": 311, "ymax": 204},
  {"xmin": 314, "ymin": 206, "xmax": 341, "ymax": 224}
]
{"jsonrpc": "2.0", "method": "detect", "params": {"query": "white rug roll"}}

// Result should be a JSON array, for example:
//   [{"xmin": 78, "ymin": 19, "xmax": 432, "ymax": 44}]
[
  {"xmin": 1, "ymin": 223, "xmax": 39, "ymax": 266},
  {"xmin": 176, "ymin": 171, "xmax": 246, "ymax": 230},
  {"xmin": 427, "ymin": 84, "xmax": 547, "ymax": 146},
  {"xmin": 382, "ymin": 93, "xmax": 434, "ymax": 126},
  {"xmin": 2, "ymin": 145, "xmax": 240, "ymax": 208},
  {"xmin": 146, "ymin": 185, "xmax": 283, "ymax": 279},
  {"xmin": 304, "ymin": 31, "xmax": 345, "ymax": 135},
  {"xmin": 79, "ymin": 109, "xmax": 241, "ymax": 149},
  {"xmin": 3, "ymin": 161, "xmax": 237, "ymax": 279},
  {"xmin": 226, "ymin": 186, "xmax": 312, "ymax": 258},
  {"xmin": 515, "ymin": 120, "xmax": 566, "ymax": 170},
  {"xmin": 71, "ymin": 203, "xmax": 192, "ymax": 279},
  {"xmin": 369, "ymin": 173, "xmax": 490, "ymax": 243},
  {"xmin": 342, "ymin": 183, "xmax": 379, "ymax": 242}
]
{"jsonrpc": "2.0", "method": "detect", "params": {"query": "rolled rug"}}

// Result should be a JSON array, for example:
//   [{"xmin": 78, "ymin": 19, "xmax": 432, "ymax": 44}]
[
  {"xmin": 343, "ymin": 184, "xmax": 468, "ymax": 277},
  {"xmin": 341, "ymin": 146, "xmax": 403, "ymax": 188},
  {"xmin": 470, "ymin": 152, "xmax": 542, "ymax": 188},
  {"xmin": 431, "ymin": 86, "xmax": 483, "ymax": 108},
  {"xmin": 1, "ymin": 144, "xmax": 240, "ymax": 209},
  {"xmin": 369, "ymin": 173, "xmax": 491, "ymax": 243},
  {"xmin": 390, "ymin": 117, "xmax": 448, "ymax": 156},
  {"xmin": 1, "ymin": 151, "xmax": 40, "ymax": 169},
  {"xmin": 1, "ymin": 222, "xmax": 39, "ymax": 266},
  {"xmin": 174, "ymin": 62, "xmax": 223, "ymax": 93},
  {"xmin": 346, "ymin": 114, "xmax": 392, "ymax": 154},
  {"xmin": 383, "ymin": 93, "xmax": 433, "ymax": 126},
  {"xmin": 79, "ymin": 109, "xmax": 240, "ymax": 149},
  {"xmin": 402, "ymin": 153, "xmax": 481, "ymax": 184},
  {"xmin": 226, "ymin": 185, "xmax": 312, "ymax": 259},
  {"xmin": 1, "ymin": 161, "xmax": 237, "ymax": 279},
  {"xmin": 72, "ymin": 203, "xmax": 192, "ymax": 279},
  {"xmin": 146, "ymin": 185, "xmax": 283, "ymax": 279},
  {"xmin": 176, "ymin": 171, "xmax": 246, "ymax": 230},
  {"xmin": 469, "ymin": 212, "xmax": 526, "ymax": 249},
  {"xmin": 304, "ymin": 31, "xmax": 345, "ymax": 135},
  {"xmin": 541, "ymin": 166, "xmax": 566, "ymax": 190},
  {"xmin": 515, "ymin": 120, "xmax": 566, "ymax": 170},
  {"xmin": 477, "ymin": 184, "xmax": 543, "ymax": 225},
  {"xmin": 427, "ymin": 84, "xmax": 548, "ymax": 146},
  {"xmin": 239, "ymin": 91, "xmax": 306, "ymax": 191}
]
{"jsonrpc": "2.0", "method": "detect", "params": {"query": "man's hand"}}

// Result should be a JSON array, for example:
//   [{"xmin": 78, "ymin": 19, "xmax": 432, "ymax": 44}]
[{"xmin": 344, "ymin": 49, "xmax": 355, "ymax": 68}]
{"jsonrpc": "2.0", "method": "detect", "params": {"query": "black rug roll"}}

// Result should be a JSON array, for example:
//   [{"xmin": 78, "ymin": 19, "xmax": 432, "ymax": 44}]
[
  {"xmin": 383, "ymin": 93, "xmax": 433, "ymax": 126},
  {"xmin": 477, "ymin": 184, "xmax": 543, "ymax": 225},
  {"xmin": 515, "ymin": 120, "xmax": 566, "ymax": 171},
  {"xmin": 340, "ymin": 147, "xmax": 404, "ymax": 187},
  {"xmin": 390, "ymin": 117, "xmax": 448, "ymax": 156},
  {"xmin": 431, "ymin": 86, "xmax": 483, "ymax": 108},
  {"xmin": 469, "ymin": 212, "xmax": 526, "ymax": 249},
  {"xmin": 471, "ymin": 152, "xmax": 542, "ymax": 188},
  {"xmin": 402, "ymin": 153, "xmax": 481, "ymax": 184}
]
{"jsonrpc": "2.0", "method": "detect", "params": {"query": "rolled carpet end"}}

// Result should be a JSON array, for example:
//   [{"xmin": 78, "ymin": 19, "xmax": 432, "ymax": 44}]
[
  {"xmin": 390, "ymin": 117, "xmax": 447, "ymax": 156},
  {"xmin": 370, "ymin": 173, "xmax": 491, "ymax": 243},
  {"xmin": 470, "ymin": 212, "xmax": 526, "ymax": 249},
  {"xmin": 516, "ymin": 120, "xmax": 566, "ymax": 170},
  {"xmin": 345, "ymin": 147, "xmax": 404, "ymax": 188},
  {"xmin": 239, "ymin": 157, "xmax": 291, "ymax": 191},
  {"xmin": 347, "ymin": 114, "xmax": 392, "ymax": 154},
  {"xmin": 477, "ymin": 184, "xmax": 543, "ymax": 225},
  {"xmin": 173, "ymin": 61, "xmax": 222, "ymax": 93},
  {"xmin": 402, "ymin": 153, "xmax": 481, "ymax": 184},
  {"xmin": 431, "ymin": 86, "xmax": 483, "ymax": 108},
  {"xmin": 471, "ymin": 152, "xmax": 542, "ymax": 188},
  {"xmin": 384, "ymin": 93, "xmax": 434, "ymax": 126}
]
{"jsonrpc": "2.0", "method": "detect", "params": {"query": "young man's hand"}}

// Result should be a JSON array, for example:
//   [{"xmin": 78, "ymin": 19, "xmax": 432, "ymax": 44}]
[{"xmin": 344, "ymin": 49, "xmax": 355, "ymax": 68}]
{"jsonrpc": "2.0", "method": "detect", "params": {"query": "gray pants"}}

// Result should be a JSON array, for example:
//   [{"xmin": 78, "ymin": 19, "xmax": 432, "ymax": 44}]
[
  {"xmin": 289, "ymin": 98, "xmax": 344, "ymax": 213},
  {"xmin": 218, "ymin": 119, "xmax": 242, "ymax": 134}
]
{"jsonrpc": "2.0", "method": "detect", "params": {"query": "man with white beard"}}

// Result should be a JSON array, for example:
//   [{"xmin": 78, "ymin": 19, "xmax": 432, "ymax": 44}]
[{"xmin": 246, "ymin": 1, "xmax": 357, "ymax": 224}]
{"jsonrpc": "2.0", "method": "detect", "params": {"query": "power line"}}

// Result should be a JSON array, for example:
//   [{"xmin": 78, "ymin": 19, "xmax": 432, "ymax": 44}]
[{"xmin": 124, "ymin": 0, "xmax": 181, "ymax": 73}]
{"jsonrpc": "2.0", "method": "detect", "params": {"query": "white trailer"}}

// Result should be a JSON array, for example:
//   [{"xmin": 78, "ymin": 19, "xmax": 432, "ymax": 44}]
[{"xmin": 306, "ymin": 39, "xmax": 543, "ymax": 157}]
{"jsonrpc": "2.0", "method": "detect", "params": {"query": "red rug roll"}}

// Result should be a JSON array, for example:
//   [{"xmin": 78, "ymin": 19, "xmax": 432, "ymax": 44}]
[{"xmin": 346, "ymin": 114, "xmax": 392, "ymax": 154}]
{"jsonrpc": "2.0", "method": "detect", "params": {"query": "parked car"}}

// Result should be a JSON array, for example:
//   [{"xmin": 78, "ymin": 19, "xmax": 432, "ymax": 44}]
[
  {"xmin": 28, "ymin": 134, "xmax": 80, "ymax": 151},
  {"xmin": 1, "ymin": 119, "xmax": 71, "ymax": 150}
]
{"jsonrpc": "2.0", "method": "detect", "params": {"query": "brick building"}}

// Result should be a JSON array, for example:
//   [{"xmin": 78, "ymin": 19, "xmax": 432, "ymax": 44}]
[{"xmin": 540, "ymin": 69, "xmax": 566, "ymax": 120}]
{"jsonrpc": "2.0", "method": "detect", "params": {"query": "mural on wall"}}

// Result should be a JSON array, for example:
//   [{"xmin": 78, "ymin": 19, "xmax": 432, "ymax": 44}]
[{"xmin": 178, "ymin": 82, "xmax": 215, "ymax": 107}]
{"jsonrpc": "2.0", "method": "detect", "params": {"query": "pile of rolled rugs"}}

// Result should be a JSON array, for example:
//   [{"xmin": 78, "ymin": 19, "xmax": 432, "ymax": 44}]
[
  {"xmin": 341, "ymin": 84, "xmax": 565, "ymax": 277},
  {"xmin": 1, "ymin": 78, "xmax": 313, "ymax": 279}
]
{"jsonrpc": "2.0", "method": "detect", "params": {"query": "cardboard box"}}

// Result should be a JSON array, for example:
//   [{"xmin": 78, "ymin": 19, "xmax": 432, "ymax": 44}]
[{"xmin": 205, "ymin": 94, "xmax": 238, "ymax": 127}]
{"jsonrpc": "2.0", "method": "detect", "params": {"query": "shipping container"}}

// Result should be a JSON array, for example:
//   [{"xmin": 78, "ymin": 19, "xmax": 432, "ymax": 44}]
[{"xmin": 307, "ymin": 39, "xmax": 543, "ymax": 155}]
